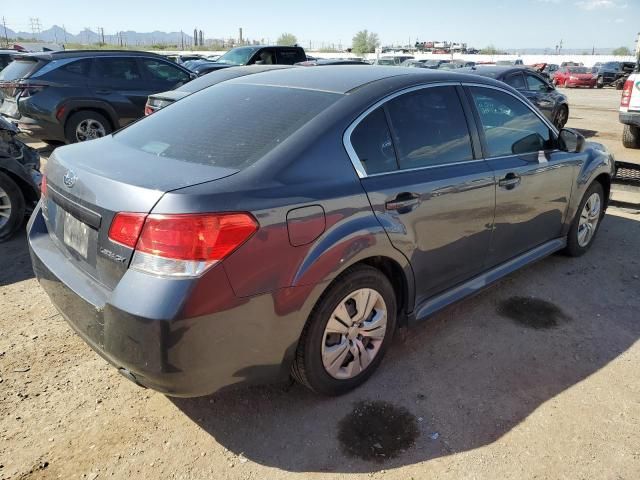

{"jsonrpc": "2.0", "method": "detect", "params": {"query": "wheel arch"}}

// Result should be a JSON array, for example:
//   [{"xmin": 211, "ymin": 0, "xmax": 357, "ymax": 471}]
[{"xmin": 61, "ymin": 101, "xmax": 119, "ymax": 132}]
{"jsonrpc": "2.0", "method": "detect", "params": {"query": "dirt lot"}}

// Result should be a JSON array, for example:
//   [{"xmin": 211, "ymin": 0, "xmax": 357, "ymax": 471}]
[{"xmin": 1, "ymin": 88, "xmax": 640, "ymax": 480}]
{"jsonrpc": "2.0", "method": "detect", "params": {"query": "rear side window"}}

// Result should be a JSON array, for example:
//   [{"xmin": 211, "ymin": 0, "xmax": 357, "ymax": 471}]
[
  {"xmin": 141, "ymin": 59, "xmax": 190, "ymax": 84},
  {"xmin": 35, "ymin": 58, "xmax": 92, "ymax": 81},
  {"xmin": 93, "ymin": 58, "xmax": 141, "ymax": 82},
  {"xmin": 114, "ymin": 83, "xmax": 339, "ymax": 169},
  {"xmin": 277, "ymin": 49, "xmax": 305, "ymax": 65},
  {"xmin": 0, "ymin": 54, "xmax": 13, "ymax": 70},
  {"xmin": 469, "ymin": 87, "xmax": 553, "ymax": 157},
  {"xmin": 351, "ymin": 107, "xmax": 397, "ymax": 175},
  {"xmin": 0, "ymin": 59, "xmax": 39, "ymax": 81},
  {"xmin": 386, "ymin": 86, "xmax": 474, "ymax": 169},
  {"xmin": 504, "ymin": 73, "xmax": 525, "ymax": 90}
]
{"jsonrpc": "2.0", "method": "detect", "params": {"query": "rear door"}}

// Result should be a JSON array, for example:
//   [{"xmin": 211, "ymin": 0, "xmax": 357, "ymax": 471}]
[
  {"xmin": 465, "ymin": 85, "xmax": 576, "ymax": 267},
  {"xmin": 347, "ymin": 85, "xmax": 496, "ymax": 303},
  {"xmin": 88, "ymin": 57, "xmax": 148, "ymax": 126}
]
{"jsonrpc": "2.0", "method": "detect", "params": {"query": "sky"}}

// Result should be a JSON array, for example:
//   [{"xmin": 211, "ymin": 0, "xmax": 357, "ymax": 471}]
[{"xmin": 3, "ymin": 0, "xmax": 639, "ymax": 50}]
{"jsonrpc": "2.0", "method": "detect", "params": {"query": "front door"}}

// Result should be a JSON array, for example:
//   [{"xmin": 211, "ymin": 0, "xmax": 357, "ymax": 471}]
[
  {"xmin": 465, "ymin": 85, "xmax": 577, "ymax": 267},
  {"xmin": 347, "ymin": 85, "xmax": 496, "ymax": 304}
]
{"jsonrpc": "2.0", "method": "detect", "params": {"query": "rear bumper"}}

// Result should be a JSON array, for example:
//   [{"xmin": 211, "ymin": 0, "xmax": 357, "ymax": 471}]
[
  {"xmin": 620, "ymin": 111, "xmax": 640, "ymax": 128},
  {"xmin": 27, "ymin": 203, "xmax": 315, "ymax": 397},
  {"xmin": 566, "ymin": 79, "xmax": 596, "ymax": 87},
  {"xmin": 13, "ymin": 114, "xmax": 66, "ymax": 142}
]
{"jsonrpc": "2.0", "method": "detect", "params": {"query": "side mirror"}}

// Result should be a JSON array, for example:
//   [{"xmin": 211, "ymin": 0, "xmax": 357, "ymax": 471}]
[
  {"xmin": 189, "ymin": 73, "xmax": 197, "ymax": 81},
  {"xmin": 559, "ymin": 128, "xmax": 585, "ymax": 153}
]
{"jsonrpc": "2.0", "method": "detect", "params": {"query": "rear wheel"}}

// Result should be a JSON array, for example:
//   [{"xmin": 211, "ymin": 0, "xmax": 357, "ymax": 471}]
[
  {"xmin": 622, "ymin": 125, "xmax": 640, "ymax": 149},
  {"xmin": 564, "ymin": 182, "xmax": 604, "ymax": 257},
  {"xmin": 291, "ymin": 265, "xmax": 397, "ymax": 395},
  {"xmin": 596, "ymin": 77, "xmax": 604, "ymax": 89},
  {"xmin": 0, "ymin": 171, "xmax": 26, "ymax": 242},
  {"xmin": 64, "ymin": 111, "xmax": 112, "ymax": 144}
]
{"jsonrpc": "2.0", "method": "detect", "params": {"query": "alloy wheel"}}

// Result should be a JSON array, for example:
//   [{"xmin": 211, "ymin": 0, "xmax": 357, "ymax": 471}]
[
  {"xmin": 321, "ymin": 288, "xmax": 388, "ymax": 380},
  {"xmin": 76, "ymin": 119, "xmax": 107, "ymax": 142},
  {"xmin": 0, "ymin": 186, "xmax": 11, "ymax": 229},
  {"xmin": 577, "ymin": 192, "xmax": 601, "ymax": 247}
]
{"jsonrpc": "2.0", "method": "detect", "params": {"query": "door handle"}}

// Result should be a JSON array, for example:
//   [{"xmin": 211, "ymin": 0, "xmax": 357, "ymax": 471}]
[
  {"xmin": 498, "ymin": 172, "xmax": 521, "ymax": 190},
  {"xmin": 385, "ymin": 192, "xmax": 420, "ymax": 211}
]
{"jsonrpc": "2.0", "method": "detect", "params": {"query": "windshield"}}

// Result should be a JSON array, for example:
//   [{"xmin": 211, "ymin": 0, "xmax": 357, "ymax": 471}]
[
  {"xmin": 568, "ymin": 67, "xmax": 588, "ymax": 74},
  {"xmin": 216, "ymin": 47, "xmax": 259, "ymax": 66},
  {"xmin": 423, "ymin": 60, "xmax": 440, "ymax": 66},
  {"xmin": 377, "ymin": 59, "xmax": 396, "ymax": 65},
  {"xmin": 0, "ymin": 58, "xmax": 41, "ymax": 81},
  {"xmin": 114, "ymin": 83, "xmax": 340, "ymax": 169}
]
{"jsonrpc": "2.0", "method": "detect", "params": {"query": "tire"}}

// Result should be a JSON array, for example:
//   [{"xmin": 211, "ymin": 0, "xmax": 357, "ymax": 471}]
[
  {"xmin": 596, "ymin": 77, "xmax": 604, "ymax": 89},
  {"xmin": 622, "ymin": 124, "xmax": 640, "ymax": 149},
  {"xmin": 564, "ymin": 182, "xmax": 605, "ymax": 257},
  {"xmin": 554, "ymin": 105, "xmax": 569, "ymax": 130},
  {"xmin": 291, "ymin": 265, "xmax": 397, "ymax": 396},
  {"xmin": 64, "ymin": 111, "xmax": 112, "ymax": 144},
  {"xmin": 0, "ymin": 171, "xmax": 26, "ymax": 242}
]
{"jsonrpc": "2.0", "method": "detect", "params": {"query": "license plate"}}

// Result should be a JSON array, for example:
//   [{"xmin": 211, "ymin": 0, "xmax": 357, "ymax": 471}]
[{"xmin": 63, "ymin": 211, "xmax": 89, "ymax": 258}]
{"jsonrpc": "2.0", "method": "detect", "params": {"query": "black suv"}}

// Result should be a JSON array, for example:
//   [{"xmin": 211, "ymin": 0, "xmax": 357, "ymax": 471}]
[
  {"xmin": 594, "ymin": 61, "xmax": 636, "ymax": 89},
  {"xmin": 204, "ymin": 45, "xmax": 307, "ymax": 72},
  {"xmin": 0, "ymin": 50, "xmax": 194, "ymax": 144}
]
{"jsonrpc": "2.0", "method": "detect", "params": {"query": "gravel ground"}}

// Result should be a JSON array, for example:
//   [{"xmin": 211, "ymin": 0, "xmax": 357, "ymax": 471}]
[{"xmin": 1, "ymin": 87, "xmax": 639, "ymax": 480}]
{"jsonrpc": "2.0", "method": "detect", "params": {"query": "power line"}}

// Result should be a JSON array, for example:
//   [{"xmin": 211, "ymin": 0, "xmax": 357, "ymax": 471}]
[{"xmin": 29, "ymin": 17, "xmax": 41, "ymax": 40}]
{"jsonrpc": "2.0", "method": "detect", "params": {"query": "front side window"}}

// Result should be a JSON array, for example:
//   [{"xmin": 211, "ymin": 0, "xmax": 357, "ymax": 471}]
[
  {"xmin": 385, "ymin": 86, "xmax": 474, "ymax": 169},
  {"xmin": 141, "ymin": 59, "xmax": 190, "ymax": 84},
  {"xmin": 469, "ymin": 87, "xmax": 554, "ymax": 158},
  {"xmin": 351, "ymin": 107, "xmax": 397, "ymax": 175},
  {"xmin": 526, "ymin": 74, "xmax": 549, "ymax": 92},
  {"xmin": 216, "ymin": 47, "xmax": 258, "ymax": 66},
  {"xmin": 93, "ymin": 58, "xmax": 141, "ymax": 82}
]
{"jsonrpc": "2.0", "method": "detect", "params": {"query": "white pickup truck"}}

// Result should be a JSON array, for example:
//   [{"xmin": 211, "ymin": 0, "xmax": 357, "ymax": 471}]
[{"xmin": 620, "ymin": 65, "xmax": 640, "ymax": 148}]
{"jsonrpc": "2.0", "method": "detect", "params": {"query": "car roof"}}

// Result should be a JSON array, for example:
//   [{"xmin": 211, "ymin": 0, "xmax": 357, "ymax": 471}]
[
  {"xmin": 175, "ymin": 64, "xmax": 294, "ymax": 93},
  {"xmin": 462, "ymin": 65, "xmax": 531, "ymax": 76},
  {"xmin": 14, "ymin": 49, "xmax": 168, "ymax": 60},
  {"xmin": 227, "ymin": 65, "xmax": 503, "ymax": 95}
]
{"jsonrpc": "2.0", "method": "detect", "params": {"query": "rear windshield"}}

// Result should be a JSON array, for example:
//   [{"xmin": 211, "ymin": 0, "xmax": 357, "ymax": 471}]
[
  {"xmin": 568, "ymin": 67, "xmax": 588, "ymax": 74},
  {"xmin": 114, "ymin": 83, "xmax": 340, "ymax": 169},
  {"xmin": 0, "ymin": 59, "xmax": 41, "ymax": 81}
]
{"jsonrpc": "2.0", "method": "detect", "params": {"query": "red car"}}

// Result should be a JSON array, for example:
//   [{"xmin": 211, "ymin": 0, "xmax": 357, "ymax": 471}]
[{"xmin": 553, "ymin": 66, "xmax": 597, "ymax": 88}]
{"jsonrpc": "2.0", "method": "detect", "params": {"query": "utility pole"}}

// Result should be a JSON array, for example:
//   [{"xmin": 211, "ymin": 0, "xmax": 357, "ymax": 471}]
[
  {"xmin": 29, "ymin": 17, "xmax": 42, "ymax": 40},
  {"xmin": 63, "ymin": 24, "xmax": 68, "ymax": 43},
  {"xmin": 181, "ymin": 30, "xmax": 184, "ymax": 50},
  {"xmin": 100, "ymin": 27, "xmax": 105, "ymax": 46},
  {"xmin": 2, "ymin": 17, "xmax": 9, "ymax": 47}
]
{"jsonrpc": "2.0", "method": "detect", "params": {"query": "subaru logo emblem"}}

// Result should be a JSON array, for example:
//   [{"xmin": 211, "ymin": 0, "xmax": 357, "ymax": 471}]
[{"xmin": 63, "ymin": 170, "xmax": 77, "ymax": 188}]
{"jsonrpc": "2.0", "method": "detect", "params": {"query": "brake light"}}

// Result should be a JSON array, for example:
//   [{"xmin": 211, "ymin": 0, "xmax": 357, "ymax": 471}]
[
  {"xmin": 40, "ymin": 175, "xmax": 47, "ymax": 197},
  {"xmin": 621, "ymin": 79, "xmax": 633, "ymax": 108},
  {"xmin": 17, "ymin": 82, "xmax": 47, "ymax": 98},
  {"xmin": 144, "ymin": 104, "xmax": 154, "ymax": 116},
  {"xmin": 109, "ymin": 212, "xmax": 147, "ymax": 247},
  {"xmin": 110, "ymin": 212, "xmax": 258, "ymax": 277}
]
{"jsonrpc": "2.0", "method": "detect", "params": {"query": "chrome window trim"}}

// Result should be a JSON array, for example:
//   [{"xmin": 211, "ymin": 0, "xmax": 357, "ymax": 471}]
[
  {"xmin": 343, "ymin": 82, "xmax": 474, "ymax": 179},
  {"xmin": 343, "ymin": 81, "xmax": 561, "ymax": 179}
]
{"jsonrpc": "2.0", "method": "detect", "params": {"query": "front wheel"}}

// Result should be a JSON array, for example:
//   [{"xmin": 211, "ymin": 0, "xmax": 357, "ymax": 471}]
[
  {"xmin": 291, "ymin": 265, "xmax": 397, "ymax": 395},
  {"xmin": 554, "ymin": 105, "xmax": 569, "ymax": 130},
  {"xmin": 596, "ymin": 77, "xmax": 604, "ymax": 89},
  {"xmin": 564, "ymin": 182, "xmax": 604, "ymax": 257}
]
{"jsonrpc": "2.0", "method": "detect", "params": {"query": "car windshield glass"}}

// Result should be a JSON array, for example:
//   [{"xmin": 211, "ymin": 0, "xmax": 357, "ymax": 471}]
[
  {"xmin": 568, "ymin": 67, "xmax": 588, "ymax": 74},
  {"xmin": 216, "ymin": 47, "xmax": 258, "ymax": 65},
  {"xmin": 377, "ymin": 59, "xmax": 395, "ymax": 65},
  {"xmin": 423, "ymin": 60, "xmax": 439, "ymax": 66},
  {"xmin": 0, "ymin": 59, "xmax": 40, "ymax": 81},
  {"xmin": 603, "ymin": 62, "xmax": 619, "ymax": 69},
  {"xmin": 114, "ymin": 83, "xmax": 340, "ymax": 169}
]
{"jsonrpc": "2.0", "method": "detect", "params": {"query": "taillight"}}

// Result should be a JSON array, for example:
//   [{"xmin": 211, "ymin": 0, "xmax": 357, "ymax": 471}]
[
  {"xmin": 17, "ymin": 82, "xmax": 47, "ymax": 98},
  {"xmin": 144, "ymin": 104, "xmax": 154, "ymax": 116},
  {"xmin": 108, "ymin": 212, "xmax": 147, "ymax": 247},
  {"xmin": 621, "ymin": 79, "xmax": 633, "ymax": 108},
  {"xmin": 40, "ymin": 175, "xmax": 47, "ymax": 197},
  {"xmin": 109, "ymin": 212, "xmax": 258, "ymax": 277}
]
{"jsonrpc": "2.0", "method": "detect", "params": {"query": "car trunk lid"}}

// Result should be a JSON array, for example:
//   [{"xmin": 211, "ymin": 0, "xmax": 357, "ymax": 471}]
[{"xmin": 43, "ymin": 136, "xmax": 238, "ymax": 289}]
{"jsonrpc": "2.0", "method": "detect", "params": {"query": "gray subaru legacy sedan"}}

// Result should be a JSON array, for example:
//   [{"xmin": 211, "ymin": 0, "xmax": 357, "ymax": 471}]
[{"xmin": 28, "ymin": 66, "xmax": 614, "ymax": 397}]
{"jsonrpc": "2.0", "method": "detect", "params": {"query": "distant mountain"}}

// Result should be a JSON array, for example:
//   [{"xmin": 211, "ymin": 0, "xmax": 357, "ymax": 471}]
[{"xmin": 2, "ymin": 25, "xmax": 193, "ymax": 46}]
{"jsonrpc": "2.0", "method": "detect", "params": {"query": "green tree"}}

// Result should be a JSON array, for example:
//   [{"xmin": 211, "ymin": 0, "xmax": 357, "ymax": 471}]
[
  {"xmin": 276, "ymin": 33, "xmax": 298, "ymax": 46},
  {"xmin": 612, "ymin": 46, "xmax": 632, "ymax": 56},
  {"xmin": 480, "ymin": 44, "xmax": 500, "ymax": 55},
  {"xmin": 352, "ymin": 30, "xmax": 380, "ymax": 55}
]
